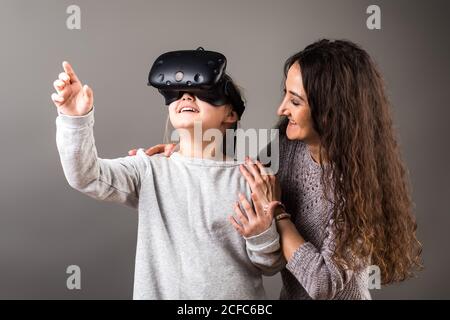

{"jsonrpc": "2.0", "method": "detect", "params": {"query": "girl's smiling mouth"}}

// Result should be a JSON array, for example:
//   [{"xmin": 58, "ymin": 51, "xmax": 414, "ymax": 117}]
[{"xmin": 177, "ymin": 104, "xmax": 200, "ymax": 113}]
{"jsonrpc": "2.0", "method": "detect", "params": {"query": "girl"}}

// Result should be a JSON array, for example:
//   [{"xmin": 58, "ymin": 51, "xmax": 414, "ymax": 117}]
[{"xmin": 51, "ymin": 57, "xmax": 284, "ymax": 300}]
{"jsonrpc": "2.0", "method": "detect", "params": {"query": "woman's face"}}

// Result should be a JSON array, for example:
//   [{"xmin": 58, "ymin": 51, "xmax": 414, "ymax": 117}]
[
  {"xmin": 168, "ymin": 93, "xmax": 237, "ymax": 132},
  {"xmin": 277, "ymin": 62, "xmax": 319, "ymax": 143}
]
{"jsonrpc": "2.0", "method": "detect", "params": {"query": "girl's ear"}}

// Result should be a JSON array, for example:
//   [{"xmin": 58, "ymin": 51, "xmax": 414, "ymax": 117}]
[{"xmin": 223, "ymin": 107, "xmax": 238, "ymax": 125}]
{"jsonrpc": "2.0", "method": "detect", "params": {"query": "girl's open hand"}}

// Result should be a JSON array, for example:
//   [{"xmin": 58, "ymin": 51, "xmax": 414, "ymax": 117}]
[{"xmin": 51, "ymin": 61, "xmax": 93, "ymax": 116}]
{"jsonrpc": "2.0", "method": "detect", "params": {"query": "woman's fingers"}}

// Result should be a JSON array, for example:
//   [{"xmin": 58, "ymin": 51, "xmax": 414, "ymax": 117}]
[
  {"xmin": 144, "ymin": 144, "xmax": 166, "ymax": 156},
  {"xmin": 239, "ymin": 164, "xmax": 255, "ymax": 186},
  {"xmin": 245, "ymin": 157, "xmax": 264, "ymax": 183},
  {"xmin": 239, "ymin": 193, "xmax": 256, "ymax": 220},
  {"xmin": 242, "ymin": 158, "xmax": 271, "ymax": 204},
  {"xmin": 240, "ymin": 164, "xmax": 268, "ymax": 205},
  {"xmin": 255, "ymin": 160, "xmax": 271, "ymax": 177},
  {"xmin": 128, "ymin": 144, "xmax": 176, "ymax": 157},
  {"xmin": 231, "ymin": 193, "xmax": 274, "ymax": 238},
  {"xmin": 164, "ymin": 143, "xmax": 177, "ymax": 157},
  {"xmin": 251, "ymin": 192, "xmax": 265, "ymax": 217},
  {"xmin": 234, "ymin": 201, "xmax": 249, "ymax": 224},
  {"xmin": 228, "ymin": 216, "xmax": 244, "ymax": 236}
]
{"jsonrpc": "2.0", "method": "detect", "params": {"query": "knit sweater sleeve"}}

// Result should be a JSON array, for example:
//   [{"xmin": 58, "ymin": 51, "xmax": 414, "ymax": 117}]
[{"xmin": 285, "ymin": 219, "xmax": 355, "ymax": 300}]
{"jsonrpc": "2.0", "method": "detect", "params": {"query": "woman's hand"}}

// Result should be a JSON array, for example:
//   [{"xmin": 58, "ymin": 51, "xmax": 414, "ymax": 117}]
[
  {"xmin": 239, "ymin": 157, "xmax": 281, "ymax": 209},
  {"xmin": 51, "ymin": 61, "xmax": 93, "ymax": 116},
  {"xmin": 128, "ymin": 144, "xmax": 177, "ymax": 157},
  {"xmin": 229, "ymin": 193, "xmax": 273, "ymax": 238}
]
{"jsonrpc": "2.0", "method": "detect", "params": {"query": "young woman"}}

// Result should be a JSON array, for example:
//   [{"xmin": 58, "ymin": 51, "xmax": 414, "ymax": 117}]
[
  {"xmin": 236, "ymin": 39, "xmax": 423, "ymax": 299},
  {"xmin": 138, "ymin": 39, "xmax": 423, "ymax": 300},
  {"xmin": 51, "ymin": 57, "xmax": 284, "ymax": 300}
]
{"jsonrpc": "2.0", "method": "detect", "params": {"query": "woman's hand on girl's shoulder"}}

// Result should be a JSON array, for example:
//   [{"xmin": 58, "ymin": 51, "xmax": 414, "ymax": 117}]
[
  {"xmin": 239, "ymin": 157, "xmax": 281, "ymax": 207},
  {"xmin": 229, "ymin": 192, "xmax": 274, "ymax": 238},
  {"xmin": 127, "ymin": 144, "xmax": 177, "ymax": 157}
]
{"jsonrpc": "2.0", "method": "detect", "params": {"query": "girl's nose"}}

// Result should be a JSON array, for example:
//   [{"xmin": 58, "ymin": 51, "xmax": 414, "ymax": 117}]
[{"xmin": 181, "ymin": 92, "xmax": 195, "ymax": 101}]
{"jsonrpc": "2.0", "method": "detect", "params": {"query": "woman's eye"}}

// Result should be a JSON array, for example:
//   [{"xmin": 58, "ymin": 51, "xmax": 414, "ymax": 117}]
[{"xmin": 291, "ymin": 100, "xmax": 300, "ymax": 106}]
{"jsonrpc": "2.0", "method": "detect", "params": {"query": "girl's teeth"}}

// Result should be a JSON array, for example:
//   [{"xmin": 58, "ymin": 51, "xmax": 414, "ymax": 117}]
[{"xmin": 181, "ymin": 108, "xmax": 197, "ymax": 112}]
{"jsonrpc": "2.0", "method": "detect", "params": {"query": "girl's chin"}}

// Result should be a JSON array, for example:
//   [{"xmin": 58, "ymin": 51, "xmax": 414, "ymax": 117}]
[{"xmin": 172, "ymin": 120, "xmax": 199, "ymax": 129}]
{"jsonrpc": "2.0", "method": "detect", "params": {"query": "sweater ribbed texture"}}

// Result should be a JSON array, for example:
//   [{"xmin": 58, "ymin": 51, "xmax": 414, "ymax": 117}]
[{"xmin": 277, "ymin": 137, "xmax": 371, "ymax": 300}]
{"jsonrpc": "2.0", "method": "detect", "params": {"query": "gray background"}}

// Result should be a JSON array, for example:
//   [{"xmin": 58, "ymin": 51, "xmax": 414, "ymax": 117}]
[{"xmin": 0, "ymin": 0, "xmax": 449, "ymax": 299}]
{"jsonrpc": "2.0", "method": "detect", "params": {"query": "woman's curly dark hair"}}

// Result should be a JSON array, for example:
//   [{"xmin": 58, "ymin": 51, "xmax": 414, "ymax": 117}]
[{"xmin": 279, "ymin": 39, "xmax": 422, "ymax": 284}]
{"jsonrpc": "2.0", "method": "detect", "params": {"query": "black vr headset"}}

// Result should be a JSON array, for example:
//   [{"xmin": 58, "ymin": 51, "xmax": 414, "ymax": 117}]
[{"xmin": 148, "ymin": 47, "xmax": 245, "ymax": 119}]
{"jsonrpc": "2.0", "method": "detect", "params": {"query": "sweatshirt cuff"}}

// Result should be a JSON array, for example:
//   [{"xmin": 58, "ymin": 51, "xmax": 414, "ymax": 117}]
[
  {"xmin": 56, "ymin": 107, "xmax": 95, "ymax": 128},
  {"xmin": 286, "ymin": 241, "xmax": 317, "ymax": 275},
  {"xmin": 244, "ymin": 220, "xmax": 279, "ymax": 251}
]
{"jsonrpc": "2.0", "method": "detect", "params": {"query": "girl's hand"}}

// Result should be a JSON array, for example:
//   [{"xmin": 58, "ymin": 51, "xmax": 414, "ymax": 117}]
[
  {"xmin": 239, "ymin": 157, "xmax": 281, "ymax": 209},
  {"xmin": 128, "ymin": 144, "xmax": 177, "ymax": 157},
  {"xmin": 51, "ymin": 61, "xmax": 93, "ymax": 116},
  {"xmin": 229, "ymin": 193, "xmax": 273, "ymax": 238}
]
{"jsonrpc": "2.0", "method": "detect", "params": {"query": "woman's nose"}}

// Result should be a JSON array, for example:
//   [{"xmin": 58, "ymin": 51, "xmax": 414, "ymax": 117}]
[{"xmin": 277, "ymin": 103, "xmax": 289, "ymax": 116}]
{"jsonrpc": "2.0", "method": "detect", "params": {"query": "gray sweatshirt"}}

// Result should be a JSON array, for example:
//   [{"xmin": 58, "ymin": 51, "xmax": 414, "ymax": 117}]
[{"xmin": 55, "ymin": 108, "xmax": 285, "ymax": 300}]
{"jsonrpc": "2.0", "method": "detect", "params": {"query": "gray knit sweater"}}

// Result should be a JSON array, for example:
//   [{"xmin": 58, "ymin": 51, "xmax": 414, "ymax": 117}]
[{"xmin": 277, "ymin": 137, "xmax": 371, "ymax": 300}]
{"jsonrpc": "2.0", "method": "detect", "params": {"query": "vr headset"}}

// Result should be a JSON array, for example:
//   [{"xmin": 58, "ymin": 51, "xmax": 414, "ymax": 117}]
[{"xmin": 148, "ymin": 47, "xmax": 245, "ymax": 119}]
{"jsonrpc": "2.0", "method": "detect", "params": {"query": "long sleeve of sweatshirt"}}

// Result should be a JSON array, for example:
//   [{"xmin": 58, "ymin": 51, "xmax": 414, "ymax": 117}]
[{"xmin": 56, "ymin": 107, "xmax": 149, "ymax": 209}]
